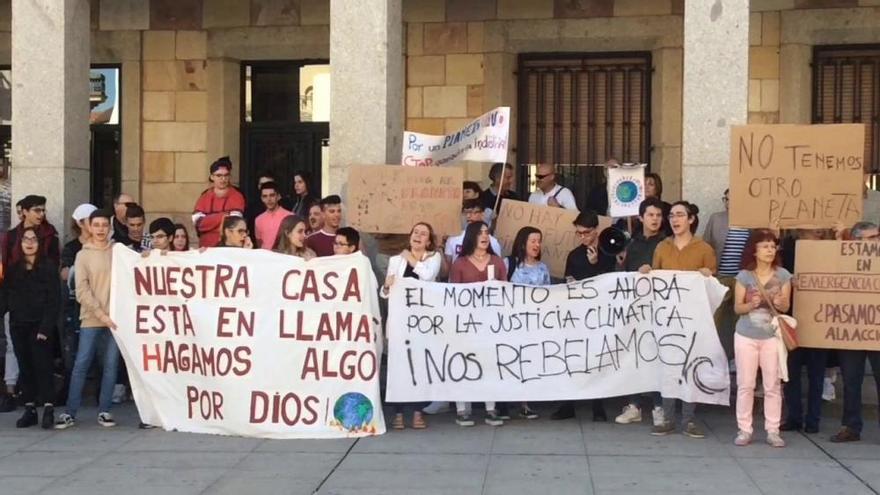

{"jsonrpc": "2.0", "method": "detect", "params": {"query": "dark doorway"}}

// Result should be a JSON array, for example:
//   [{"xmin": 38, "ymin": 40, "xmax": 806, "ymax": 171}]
[
  {"xmin": 89, "ymin": 127, "xmax": 120, "ymax": 208},
  {"xmin": 241, "ymin": 61, "xmax": 330, "ymax": 205}
]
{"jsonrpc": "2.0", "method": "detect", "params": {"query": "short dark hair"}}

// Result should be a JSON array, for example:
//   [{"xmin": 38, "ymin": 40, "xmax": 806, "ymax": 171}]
[
  {"xmin": 336, "ymin": 227, "xmax": 360, "ymax": 251},
  {"xmin": 462, "ymin": 198, "xmax": 482, "ymax": 211},
  {"xmin": 320, "ymin": 195, "xmax": 342, "ymax": 209},
  {"xmin": 125, "ymin": 204, "xmax": 145, "ymax": 220},
  {"xmin": 463, "ymin": 181, "xmax": 482, "ymax": 195},
  {"xmin": 573, "ymin": 210, "xmax": 599, "ymax": 229},
  {"xmin": 259, "ymin": 181, "xmax": 280, "ymax": 194},
  {"xmin": 210, "ymin": 156, "xmax": 233, "ymax": 174},
  {"xmin": 19, "ymin": 195, "xmax": 46, "ymax": 211},
  {"xmin": 149, "ymin": 217, "xmax": 176, "ymax": 236},
  {"xmin": 670, "ymin": 200, "xmax": 700, "ymax": 233},
  {"xmin": 638, "ymin": 197, "xmax": 665, "ymax": 218},
  {"xmin": 89, "ymin": 208, "xmax": 113, "ymax": 223},
  {"xmin": 489, "ymin": 162, "xmax": 512, "ymax": 183}
]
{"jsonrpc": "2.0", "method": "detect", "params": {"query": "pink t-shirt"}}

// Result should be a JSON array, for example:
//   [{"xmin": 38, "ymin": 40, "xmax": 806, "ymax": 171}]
[{"xmin": 255, "ymin": 207, "xmax": 291, "ymax": 250}]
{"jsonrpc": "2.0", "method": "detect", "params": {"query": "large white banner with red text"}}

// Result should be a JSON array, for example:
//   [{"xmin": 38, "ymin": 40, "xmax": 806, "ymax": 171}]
[
  {"xmin": 386, "ymin": 271, "xmax": 731, "ymax": 405},
  {"xmin": 109, "ymin": 245, "xmax": 384, "ymax": 439}
]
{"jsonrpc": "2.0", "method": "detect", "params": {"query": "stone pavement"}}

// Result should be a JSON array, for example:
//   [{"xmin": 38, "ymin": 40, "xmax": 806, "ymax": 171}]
[{"xmin": 0, "ymin": 401, "xmax": 878, "ymax": 495}]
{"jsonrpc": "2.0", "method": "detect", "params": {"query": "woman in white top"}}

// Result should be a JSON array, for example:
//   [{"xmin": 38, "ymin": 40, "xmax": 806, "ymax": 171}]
[{"xmin": 382, "ymin": 222, "xmax": 442, "ymax": 430}]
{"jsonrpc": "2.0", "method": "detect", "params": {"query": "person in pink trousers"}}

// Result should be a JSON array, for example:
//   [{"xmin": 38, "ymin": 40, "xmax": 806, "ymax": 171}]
[{"xmin": 732, "ymin": 229, "xmax": 791, "ymax": 448}]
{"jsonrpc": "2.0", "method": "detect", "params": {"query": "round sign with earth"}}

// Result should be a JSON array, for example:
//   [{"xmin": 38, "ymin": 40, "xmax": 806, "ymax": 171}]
[
  {"xmin": 615, "ymin": 180, "xmax": 640, "ymax": 204},
  {"xmin": 333, "ymin": 392, "xmax": 374, "ymax": 431}
]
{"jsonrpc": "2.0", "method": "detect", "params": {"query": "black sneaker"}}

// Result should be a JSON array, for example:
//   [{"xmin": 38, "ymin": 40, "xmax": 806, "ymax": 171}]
[
  {"xmin": 780, "ymin": 421, "xmax": 802, "ymax": 432},
  {"xmin": 593, "ymin": 409, "xmax": 608, "ymax": 422},
  {"xmin": 519, "ymin": 406, "xmax": 539, "ymax": 420},
  {"xmin": 550, "ymin": 405, "xmax": 575, "ymax": 420},
  {"xmin": 455, "ymin": 413, "xmax": 475, "ymax": 427},
  {"xmin": 484, "ymin": 411, "xmax": 504, "ymax": 426},
  {"xmin": 139, "ymin": 422, "xmax": 157, "ymax": 430},
  {"xmin": 0, "ymin": 394, "xmax": 16, "ymax": 413},
  {"xmin": 41, "ymin": 406, "xmax": 54, "ymax": 430},
  {"xmin": 16, "ymin": 405, "xmax": 38, "ymax": 428}
]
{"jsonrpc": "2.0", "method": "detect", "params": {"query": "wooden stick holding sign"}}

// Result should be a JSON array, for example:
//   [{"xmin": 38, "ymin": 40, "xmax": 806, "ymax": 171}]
[
  {"xmin": 729, "ymin": 124, "xmax": 865, "ymax": 229},
  {"xmin": 793, "ymin": 240, "xmax": 880, "ymax": 351},
  {"xmin": 494, "ymin": 199, "xmax": 611, "ymax": 278}
]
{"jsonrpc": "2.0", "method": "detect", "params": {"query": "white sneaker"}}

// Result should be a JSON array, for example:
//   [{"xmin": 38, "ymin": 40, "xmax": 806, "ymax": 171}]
[
  {"xmin": 822, "ymin": 377, "xmax": 836, "ymax": 402},
  {"xmin": 97, "ymin": 412, "xmax": 116, "ymax": 427},
  {"xmin": 54, "ymin": 413, "xmax": 76, "ymax": 430},
  {"xmin": 651, "ymin": 406, "xmax": 665, "ymax": 427},
  {"xmin": 422, "ymin": 401, "xmax": 451, "ymax": 415},
  {"xmin": 615, "ymin": 404, "xmax": 642, "ymax": 424},
  {"xmin": 112, "ymin": 384, "xmax": 126, "ymax": 404}
]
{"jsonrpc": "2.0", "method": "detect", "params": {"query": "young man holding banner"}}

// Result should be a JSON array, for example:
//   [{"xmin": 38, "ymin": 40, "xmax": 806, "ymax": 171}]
[
  {"xmin": 56, "ymin": 209, "xmax": 120, "ymax": 430},
  {"xmin": 551, "ymin": 210, "xmax": 615, "ymax": 422}
]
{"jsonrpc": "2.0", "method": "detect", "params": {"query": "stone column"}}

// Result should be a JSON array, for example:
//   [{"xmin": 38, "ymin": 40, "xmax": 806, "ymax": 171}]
[
  {"xmin": 328, "ymin": 0, "xmax": 403, "ymax": 194},
  {"xmin": 11, "ymin": 0, "xmax": 91, "ymax": 232},
  {"xmin": 681, "ymin": 0, "xmax": 749, "ymax": 221}
]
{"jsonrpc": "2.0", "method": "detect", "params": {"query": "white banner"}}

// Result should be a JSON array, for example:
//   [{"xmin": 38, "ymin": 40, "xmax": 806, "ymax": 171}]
[
  {"xmin": 109, "ymin": 245, "xmax": 385, "ymax": 439},
  {"xmin": 607, "ymin": 164, "xmax": 646, "ymax": 217},
  {"xmin": 387, "ymin": 271, "xmax": 730, "ymax": 405},
  {"xmin": 402, "ymin": 107, "xmax": 510, "ymax": 166}
]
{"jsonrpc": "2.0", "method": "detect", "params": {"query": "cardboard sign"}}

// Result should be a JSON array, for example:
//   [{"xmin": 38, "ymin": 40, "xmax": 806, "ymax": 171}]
[
  {"xmin": 110, "ymin": 246, "xmax": 385, "ymax": 439},
  {"xmin": 347, "ymin": 164, "xmax": 463, "ymax": 236},
  {"xmin": 607, "ymin": 164, "xmax": 646, "ymax": 217},
  {"xmin": 402, "ymin": 107, "xmax": 510, "ymax": 166},
  {"xmin": 494, "ymin": 200, "xmax": 611, "ymax": 278},
  {"xmin": 729, "ymin": 124, "xmax": 865, "ymax": 229},
  {"xmin": 793, "ymin": 240, "xmax": 880, "ymax": 350},
  {"xmin": 386, "ymin": 272, "xmax": 730, "ymax": 404}
]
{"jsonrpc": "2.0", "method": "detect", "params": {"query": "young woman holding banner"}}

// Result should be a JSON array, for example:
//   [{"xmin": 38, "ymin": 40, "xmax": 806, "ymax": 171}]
[
  {"xmin": 448, "ymin": 221, "xmax": 507, "ymax": 427},
  {"xmin": 273, "ymin": 215, "xmax": 316, "ymax": 260},
  {"xmin": 639, "ymin": 201, "xmax": 716, "ymax": 439},
  {"xmin": 503, "ymin": 226, "xmax": 549, "ymax": 420},
  {"xmin": 219, "ymin": 216, "xmax": 253, "ymax": 249},
  {"xmin": 381, "ymin": 222, "xmax": 443, "ymax": 430},
  {"xmin": 732, "ymin": 229, "xmax": 790, "ymax": 448}
]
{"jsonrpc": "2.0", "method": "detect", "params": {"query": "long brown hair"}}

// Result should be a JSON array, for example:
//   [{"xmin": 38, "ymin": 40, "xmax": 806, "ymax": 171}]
[
  {"xmin": 274, "ymin": 215, "xmax": 310, "ymax": 255},
  {"xmin": 740, "ymin": 229, "xmax": 781, "ymax": 271}
]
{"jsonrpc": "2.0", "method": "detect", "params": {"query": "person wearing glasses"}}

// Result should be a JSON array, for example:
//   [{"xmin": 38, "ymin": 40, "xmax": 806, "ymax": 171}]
[
  {"xmin": 640, "ymin": 201, "xmax": 716, "ymax": 439},
  {"xmin": 192, "ymin": 156, "xmax": 246, "ymax": 248},
  {"xmin": 333, "ymin": 227, "xmax": 360, "ymax": 255},
  {"xmin": 219, "ymin": 217, "xmax": 253, "ymax": 249},
  {"xmin": 528, "ymin": 163, "xmax": 578, "ymax": 210},
  {"xmin": 704, "ymin": 189, "xmax": 751, "ymax": 363},
  {"xmin": 145, "ymin": 218, "xmax": 175, "ymax": 253},
  {"xmin": 551, "ymin": 210, "xmax": 615, "ymax": 422},
  {"xmin": 0, "ymin": 226, "xmax": 60, "ymax": 429}
]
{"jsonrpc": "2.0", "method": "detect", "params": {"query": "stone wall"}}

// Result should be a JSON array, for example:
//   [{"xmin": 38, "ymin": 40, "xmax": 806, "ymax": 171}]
[{"xmin": 403, "ymin": 0, "xmax": 686, "ymax": 196}]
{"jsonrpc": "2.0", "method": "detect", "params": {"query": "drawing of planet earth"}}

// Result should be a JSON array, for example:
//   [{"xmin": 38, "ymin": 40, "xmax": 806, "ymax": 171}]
[
  {"xmin": 616, "ymin": 180, "xmax": 639, "ymax": 203},
  {"xmin": 333, "ymin": 392, "xmax": 374, "ymax": 430}
]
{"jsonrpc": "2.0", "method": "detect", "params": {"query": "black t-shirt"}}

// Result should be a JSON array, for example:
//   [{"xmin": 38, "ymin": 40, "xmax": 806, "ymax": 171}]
[
  {"xmin": 61, "ymin": 239, "xmax": 83, "ymax": 269},
  {"xmin": 565, "ymin": 244, "xmax": 616, "ymax": 280},
  {"xmin": 480, "ymin": 188, "xmax": 521, "ymax": 212},
  {"xmin": 112, "ymin": 217, "xmax": 129, "ymax": 244}
]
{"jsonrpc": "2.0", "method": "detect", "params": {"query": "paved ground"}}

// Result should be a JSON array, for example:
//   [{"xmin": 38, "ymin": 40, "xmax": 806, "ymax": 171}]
[{"xmin": 0, "ymin": 400, "xmax": 878, "ymax": 495}]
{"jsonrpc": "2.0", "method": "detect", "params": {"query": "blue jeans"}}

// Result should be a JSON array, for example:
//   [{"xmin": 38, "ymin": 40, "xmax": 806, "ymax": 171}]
[
  {"xmin": 66, "ymin": 327, "xmax": 120, "ymax": 418},
  {"xmin": 839, "ymin": 349, "xmax": 880, "ymax": 433},
  {"xmin": 783, "ymin": 348, "xmax": 827, "ymax": 429}
]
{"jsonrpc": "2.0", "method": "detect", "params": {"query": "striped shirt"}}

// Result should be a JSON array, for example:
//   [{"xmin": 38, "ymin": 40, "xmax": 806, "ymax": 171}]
[{"xmin": 718, "ymin": 228, "xmax": 750, "ymax": 276}]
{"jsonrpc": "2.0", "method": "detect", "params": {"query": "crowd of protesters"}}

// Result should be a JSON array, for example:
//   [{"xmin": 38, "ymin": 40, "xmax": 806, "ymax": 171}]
[{"xmin": 0, "ymin": 155, "xmax": 877, "ymax": 450}]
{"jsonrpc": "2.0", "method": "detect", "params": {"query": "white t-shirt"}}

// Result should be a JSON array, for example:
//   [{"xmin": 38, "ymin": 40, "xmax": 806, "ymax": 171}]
[
  {"xmin": 528, "ymin": 184, "xmax": 578, "ymax": 210},
  {"xmin": 444, "ymin": 230, "xmax": 503, "ymax": 262}
]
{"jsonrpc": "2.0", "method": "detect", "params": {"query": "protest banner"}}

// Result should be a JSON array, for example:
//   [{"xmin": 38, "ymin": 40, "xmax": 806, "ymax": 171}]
[
  {"xmin": 729, "ymin": 124, "xmax": 865, "ymax": 229},
  {"xmin": 793, "ymin": 240, "xmax": 880, "ymax": 350},
  {"xmin": 109, "ymin": 245, "xmax": 385, "ymax": 439},
  {"xmin": 347, "ymin": 164, "xmax": 462, "ymax": 236},
  {"xmin": 386, "ymin": 272, "xmax": 730, "ymax": 404},
  {"xmin": 607, "ymin": 164, "xmax": 646, "ymax": 218},
  {"xmin": 402, "ymin": 107, "xmax": 510, "ymax": 166},
  {"xmin": 494, "ymin": 199, "xmax": 611, "ymax": 278}
]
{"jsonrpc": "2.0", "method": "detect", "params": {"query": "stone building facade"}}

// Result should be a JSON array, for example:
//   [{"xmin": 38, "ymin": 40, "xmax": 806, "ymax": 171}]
[{"xmin": 1, "ymin": 0, "xmax": 879, "ymax": 236}]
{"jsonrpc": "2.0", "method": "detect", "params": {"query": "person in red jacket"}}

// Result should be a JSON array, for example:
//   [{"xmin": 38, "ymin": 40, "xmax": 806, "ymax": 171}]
[{"xmin": 191, "ymin": 156, "xmax": 246, "ymax": 247}]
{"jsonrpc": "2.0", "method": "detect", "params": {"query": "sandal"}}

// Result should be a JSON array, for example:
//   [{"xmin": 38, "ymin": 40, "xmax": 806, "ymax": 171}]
[
  {"xmin": 391, "ymin": 413, "xmax": 405, "ymax": 430},
  {"xmin": 412, "ymin": 412, "xmax": 427, "ymax": 429}
]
